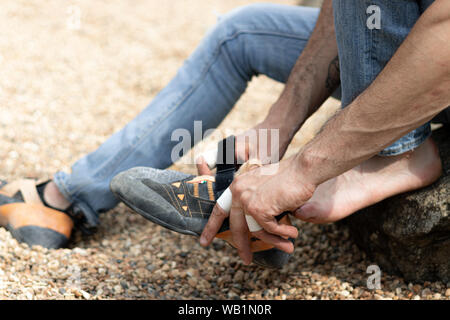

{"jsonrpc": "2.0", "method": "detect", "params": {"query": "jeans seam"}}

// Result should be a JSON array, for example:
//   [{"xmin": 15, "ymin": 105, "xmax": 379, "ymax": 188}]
[
  {"xmin": 53, "ymin": 173, "xmax": 74, "ymax": 203},
  {"xmin": 65, "ymin": 29, "xmax": 311, "ymax": 198},
  {"xmin": 379, "ymin": 128, "xmax": 431, "ymax": 156}
]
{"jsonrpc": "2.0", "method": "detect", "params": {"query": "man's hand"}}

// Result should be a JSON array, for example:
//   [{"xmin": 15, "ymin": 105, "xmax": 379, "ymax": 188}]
[
  {"xmin": 199, "ymin": 156, "xmax": 316, "ymax": 264},
  {"xmin": 196, "ymin": 120, "xmax": 292, "ymax": 176}
]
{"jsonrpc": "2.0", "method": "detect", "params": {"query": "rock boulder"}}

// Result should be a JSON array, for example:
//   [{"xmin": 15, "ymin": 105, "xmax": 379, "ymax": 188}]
[{"xmin": 342, "ymin": 125, "xmax": 450, "ymax": 283}]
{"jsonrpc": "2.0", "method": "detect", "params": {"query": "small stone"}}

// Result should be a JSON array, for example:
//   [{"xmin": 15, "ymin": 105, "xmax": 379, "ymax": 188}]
[
  {"xmin": 421, "ymin": 288, "xmax": 432, "ymax": 297},
  {"xmin": 73, "ymin": 248, "xmax": 88, "ymax": 256},
  {"xmin": 120, "ymin": 281, "xmax": 129, "ymax": 290},
  {"xmin": 227, "ymin": 292, "xmax": 240, "ymax": 300},
  {"xmin": 339, "ymin": 290, "xmax": 350, "ymax": 297},
  {"xmin": 233, "ymin": 271, "xmax": 244, "ymax": 282},
  {"xmin": 80, "ymin": 290, "xmax": 91, "ymax": 300},
  {"xmin": 445, "ymin": 288, "xmax": 450, "ymax": 297},
  {"xmin": 188, "ymin": 278, "xmax": 198, "ymax": 287}
]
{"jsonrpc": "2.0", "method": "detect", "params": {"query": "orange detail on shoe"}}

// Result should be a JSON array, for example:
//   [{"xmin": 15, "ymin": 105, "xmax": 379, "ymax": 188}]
[
  {"xmin": 193, "ymin": 183, "xmax": 199, "ymax": 198},
  {"xmin": 215, "ymin": 214, "xmax": 293, "ymax": 253},
  {"xmin": 182, "ymin": 206, "xmax": 188, "ymax": 211},
  {"xmin": 186, "ymin": 175, "xmax": 215, "ymax": 184},
  {"xmin": 216, "ymin": 230, "xmax": 274, "ymax": 252},
  {"xmin": 177, "ymin": 194, "xmax": 185, "ymax": 201},
  {"xmin": 207, "ymin": 181, "xmax": 214, "ymax": 201},
  {"xmin": 0, "ymin": 203, "xmax": 73, "ymax": 238},
  {"xmin": 172, "ymin": 182, "xmax": 181, "ymax": 188}
]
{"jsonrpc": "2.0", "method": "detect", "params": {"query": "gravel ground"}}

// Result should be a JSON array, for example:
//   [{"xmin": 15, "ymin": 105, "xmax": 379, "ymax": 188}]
[{"xmin": 1, "ymin": 0, "xmax": 449, "ymax": 300}]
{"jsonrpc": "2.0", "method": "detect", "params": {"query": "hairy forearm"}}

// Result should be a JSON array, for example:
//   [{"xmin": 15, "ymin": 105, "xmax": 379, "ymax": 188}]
[
  {"xmin": 297, "ymin": 0, "xmax": 450, "ymax": 187},
  {"xmin": 263, "ymin": 0, "xmax": 339, "ymax": 149}
]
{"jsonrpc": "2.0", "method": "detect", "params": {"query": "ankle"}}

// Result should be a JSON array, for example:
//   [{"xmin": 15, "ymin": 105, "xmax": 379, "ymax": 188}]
[{"xmin": 43, "ymin": 181, "xmax": 71, "ymax": 210}]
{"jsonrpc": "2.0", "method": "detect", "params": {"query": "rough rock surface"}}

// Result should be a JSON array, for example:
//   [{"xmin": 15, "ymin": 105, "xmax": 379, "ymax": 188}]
[{"xmin": 343, "ymin": 126, "xmax": 450, "ymax": 283}]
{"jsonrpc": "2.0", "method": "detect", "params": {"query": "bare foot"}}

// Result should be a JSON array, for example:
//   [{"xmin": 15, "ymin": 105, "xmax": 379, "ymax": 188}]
[
  {"xmin": 294, "ymin": 137, "xmax": 443, "ymax": 223},
  {"xmin": 43, "ymin": 181, "xmax": 71, "ymax": 210}
]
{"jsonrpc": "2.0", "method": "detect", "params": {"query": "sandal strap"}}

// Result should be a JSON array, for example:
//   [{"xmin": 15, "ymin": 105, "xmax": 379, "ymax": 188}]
[
  {"xmin": 35, "ymin": 181, "xmax": 97, "ymax": 235},
  {"xmin": 0, "ymin": 179, "xmax": 44, "ymax": 205}
]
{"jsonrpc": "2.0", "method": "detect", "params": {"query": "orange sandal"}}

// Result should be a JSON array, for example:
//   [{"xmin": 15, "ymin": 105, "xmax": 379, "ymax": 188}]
[{"xmin": 0, "ymin": 179, "xmax": 73, "ymax": 248}]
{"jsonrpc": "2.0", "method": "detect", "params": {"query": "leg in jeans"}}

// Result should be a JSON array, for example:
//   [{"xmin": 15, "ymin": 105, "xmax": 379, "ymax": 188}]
[
  {"xmin": 296, "ymin": 0, "xmax": 442, "ymax": 223},
  {"xmin": 52, "ymin": 4, "xmax": 320, "ymax": 229},
  {"xmin": 334, "ymin": 0, "xmax": 432, "ymax": 156}
]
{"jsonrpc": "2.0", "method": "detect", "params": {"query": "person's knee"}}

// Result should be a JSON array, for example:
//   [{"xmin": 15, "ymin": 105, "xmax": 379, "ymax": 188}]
[
  {"xmin": 220, "ymin": 3, "xmax": 271, "ymax": 25},
  {"xmin": 211, "ymin": 4, "xmax": 271, "ymax": 41},
  {"xmin": 200, "ymin": 4, "xmax": 267, "ymax": 71}
]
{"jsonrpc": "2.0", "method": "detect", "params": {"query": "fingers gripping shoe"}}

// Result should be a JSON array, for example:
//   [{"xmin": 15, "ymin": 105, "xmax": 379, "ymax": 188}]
[{"xmin": 111, "ymin": 137, "xmax": 294, "ymax": 268}]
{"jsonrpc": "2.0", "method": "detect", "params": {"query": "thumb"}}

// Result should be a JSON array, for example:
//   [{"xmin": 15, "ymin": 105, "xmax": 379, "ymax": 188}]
[{"xmin": 196, "ymin": 156, "xmax": 212, "ymax": 176}]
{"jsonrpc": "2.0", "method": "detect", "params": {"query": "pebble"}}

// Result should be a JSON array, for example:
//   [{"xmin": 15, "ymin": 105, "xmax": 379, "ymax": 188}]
[
  {"xmin": 446, "ymin": 289, "xmax": 450, "ymax": 297},
  {"xmin": 421, "ymin": 288, "xmax": 432, "ymax": 297},
  {"xmin": 120, "ymin": 281, "xmax": 129, "ymax": 290},
  {"xmin": 233, "ymin": 271, "xmax": 245, "ymax": 282},
  {"xmin": 80, "ymin": 290, "xmax": 91, "ymax": 300},
  {"xmin": 188, "ymin": 278, "xmax": 198, "ymax": 287},
  {"xmin": 113, "ymin": 286, "xmax": 123, "ymax": 294},
  {"xmin": 339, "ymin": 290, "xmax": 350, "ymax": 297}
]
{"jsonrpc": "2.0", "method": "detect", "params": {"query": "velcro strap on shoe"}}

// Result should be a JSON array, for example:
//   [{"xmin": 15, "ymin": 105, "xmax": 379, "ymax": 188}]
[
  {"xmin": 214, "ymin": 135, "xmax": 239, "ymax": 197},
  {"xmin": 0, "ymin": 179, "xmax": 44, "ymax": 205}
]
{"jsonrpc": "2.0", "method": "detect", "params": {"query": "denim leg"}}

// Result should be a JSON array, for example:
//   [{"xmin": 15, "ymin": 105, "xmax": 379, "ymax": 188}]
[
  {"xmin": 333, "ymin": 0, "xmax": 432, "ymax": 156},
  {"xmin": 53, "ymin": 4, "xmax": 320, "ymax": 227}
]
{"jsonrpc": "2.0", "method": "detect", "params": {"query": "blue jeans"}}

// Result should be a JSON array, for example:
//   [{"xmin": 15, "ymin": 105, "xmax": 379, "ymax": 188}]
[
  {"xmin": 53, "ymin": 2, "xmax": 434, "ymax": 229},
  {"xmin": 334, "ymin": 0, "xmax": 434, "ymax": 156}
]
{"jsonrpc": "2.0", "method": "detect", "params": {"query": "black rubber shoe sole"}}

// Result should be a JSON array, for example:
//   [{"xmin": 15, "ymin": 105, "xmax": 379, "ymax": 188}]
[{"xmin": 8, "ymin": 225, "xmax": 69, "ymax": 249}]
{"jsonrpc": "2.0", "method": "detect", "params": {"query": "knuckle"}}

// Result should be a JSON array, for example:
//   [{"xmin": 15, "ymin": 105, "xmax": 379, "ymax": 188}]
[
  {"xmin": 202, "ymin": 230, "xmax": 212, "ymax": 241},
  {"xmin": 213, "ymin": 206, "xmax": 228, "ymax": 219},
  {"xmin": 263, "ymin": 222, "xmax": 278, "ymax": 234},
  {"xmin": 230, "ymin": 178, "xmax": 243, "ymax": 194},
  {"xmin": 240, "ymin": 192, "xmax": 252, "ymax": 206},
  {"xmin": 245, "ymin": 202, "xmax": 259, "ymax": 215}
]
